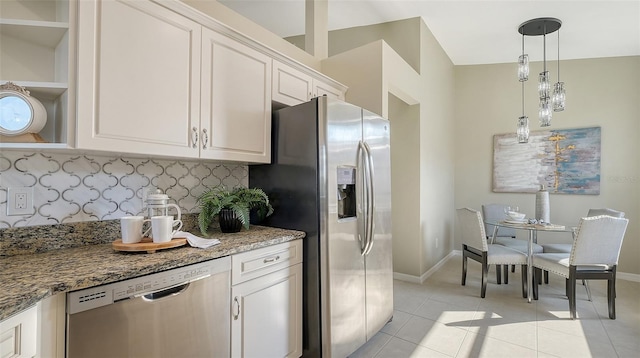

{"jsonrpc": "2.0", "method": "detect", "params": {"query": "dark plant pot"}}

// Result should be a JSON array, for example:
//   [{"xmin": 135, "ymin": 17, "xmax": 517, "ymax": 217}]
[
  {"xmin": 249, "ymin": 208, "xmax": 267, "ymax": 225},
  {"xmin": 219, "ymin": 208, "xmax": 242, "ymax": 233}
]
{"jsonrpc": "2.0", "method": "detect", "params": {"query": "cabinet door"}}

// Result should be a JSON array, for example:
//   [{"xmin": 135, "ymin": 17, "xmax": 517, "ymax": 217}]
[
  {"xmin": 0, "ymin": 306, "xmax": 37, "ymax": 358},
  {"xmin": 231, "ymin": 263, "xmax": 302, "ymax": 358},
  {"xmin": 201, "ymin": 28, "xmax": 271, "ymax": 163},
  {"xmin": 313, "ymin": 79, "xmax": 345, "ymax": 100},
  {"xmin": 76, "ymin": 0, "xmax": 201, "ymax": 157},
  {"xmin": 272, "ymin": 60, "xmax": 313, "ymax": 106}
]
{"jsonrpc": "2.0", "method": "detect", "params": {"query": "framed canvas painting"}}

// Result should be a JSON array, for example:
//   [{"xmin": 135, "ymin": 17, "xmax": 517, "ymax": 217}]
[{"xmin": 493, "ymin": 126, "xmax": 601, "ymax": 194}]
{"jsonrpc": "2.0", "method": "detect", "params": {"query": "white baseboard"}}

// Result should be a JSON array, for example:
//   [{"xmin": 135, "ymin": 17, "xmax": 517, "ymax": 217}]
[
  {"xmin": 393, "ymin": 250, "xmax": 458, "ymax": 284},
  {"xmin": 393, "ymin": 249, "xmax": 640, "ymax": 283},
  {"xmin": 618, "ymin": 272, "xmax": 640, "ymax": 282}
]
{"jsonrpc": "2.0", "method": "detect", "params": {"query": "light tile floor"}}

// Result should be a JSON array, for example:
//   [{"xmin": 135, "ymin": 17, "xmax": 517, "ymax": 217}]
[{"xmin": 350, "ymin": 256, "xmax": 640, "ymax": 358}]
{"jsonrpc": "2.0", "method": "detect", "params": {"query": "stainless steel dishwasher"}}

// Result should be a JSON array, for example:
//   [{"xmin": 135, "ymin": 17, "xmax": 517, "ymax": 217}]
[{"xmin": 67, "ymin": 257, "xmax": 230, "ymax": 357}]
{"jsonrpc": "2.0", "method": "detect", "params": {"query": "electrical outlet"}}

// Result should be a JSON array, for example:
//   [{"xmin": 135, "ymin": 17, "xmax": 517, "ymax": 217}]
[{"xmin": 7, "ymin": 187, "xmax": 34, "ymax": 215}]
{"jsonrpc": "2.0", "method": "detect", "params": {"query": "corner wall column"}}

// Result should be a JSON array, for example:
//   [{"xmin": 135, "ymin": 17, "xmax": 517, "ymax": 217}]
[{"xmin": 305, "ymin": 0, "xmax": 328, "ymax": 59}]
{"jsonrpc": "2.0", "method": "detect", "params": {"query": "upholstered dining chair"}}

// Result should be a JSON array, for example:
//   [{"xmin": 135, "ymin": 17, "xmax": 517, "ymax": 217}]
[
  {"xmin": 457, "ymin": 208, "xmax": 528, "ymax": 298},
  {"xmin": 482, "ymin": 204, "xmax": 544, "ymax": 273},
  {"xmin": 540, "ymin": 208, "xmax": 626, "ymax": 296},
  {"xmin": 541, "ymin": 208, "xmax": 625, "ymax": 254},
  {"xmin": 532, "ymin": 215, "xmax": 629, "ymax": 319}
]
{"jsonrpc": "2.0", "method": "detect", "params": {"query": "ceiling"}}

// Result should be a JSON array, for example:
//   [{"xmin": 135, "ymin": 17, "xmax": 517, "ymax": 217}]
[{"xmin": 218, "ymin": 0, "xmax": 640, "ymax": 65}]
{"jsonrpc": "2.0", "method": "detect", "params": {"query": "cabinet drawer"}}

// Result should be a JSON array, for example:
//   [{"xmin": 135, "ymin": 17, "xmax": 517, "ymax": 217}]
[{"xmin": 232, "ymin": 240, "xmax": 302, "ymax": 285}]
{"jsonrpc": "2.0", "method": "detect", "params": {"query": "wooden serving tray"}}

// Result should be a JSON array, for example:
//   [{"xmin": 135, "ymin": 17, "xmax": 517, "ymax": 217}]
[{"xmin": 112, "ymin": 237, "xmax": 187, "ymax": 253}]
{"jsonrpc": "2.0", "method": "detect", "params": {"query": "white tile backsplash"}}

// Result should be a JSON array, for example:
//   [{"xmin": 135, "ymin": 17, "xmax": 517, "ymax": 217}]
[{"xmin": 0, "ymin": 151, "xmax": 247, "ymax": 228}]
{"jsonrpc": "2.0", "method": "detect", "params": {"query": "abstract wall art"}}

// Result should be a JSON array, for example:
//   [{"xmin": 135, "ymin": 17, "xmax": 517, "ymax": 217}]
[{"xmin": 493, "ymin": 126, "xmax": 601, "ymax": 194}]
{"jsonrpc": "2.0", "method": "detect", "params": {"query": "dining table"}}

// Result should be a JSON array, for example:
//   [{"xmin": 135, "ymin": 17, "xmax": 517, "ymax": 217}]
[{"xmin": 485, "ymin": 219, "xmax": 575, "ymax": 303}]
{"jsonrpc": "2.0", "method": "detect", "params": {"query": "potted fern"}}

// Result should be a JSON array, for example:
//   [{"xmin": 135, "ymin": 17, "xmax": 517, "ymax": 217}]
[{"xmin": 198, "ymin": 186, "xmax": 273, "ymax": 234}]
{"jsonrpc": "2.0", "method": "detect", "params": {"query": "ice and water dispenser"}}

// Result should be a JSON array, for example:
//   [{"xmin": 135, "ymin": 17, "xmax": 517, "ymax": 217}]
[{"xmin": 337, "ymin": 166, "xmax": 356, "ymax": 219}]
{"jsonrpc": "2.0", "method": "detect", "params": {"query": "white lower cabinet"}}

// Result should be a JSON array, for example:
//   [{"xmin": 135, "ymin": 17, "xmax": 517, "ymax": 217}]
[
  {"xmin": 231, "ymin": 240, "xmax": 303, "ymax": 358},
  {"xmin": 37, "ymin": 294, "xmax": 65, "ymax": 358},
  {"xmin": 1, "ymin": 306, "xmax": 37, "ymax": 358}
]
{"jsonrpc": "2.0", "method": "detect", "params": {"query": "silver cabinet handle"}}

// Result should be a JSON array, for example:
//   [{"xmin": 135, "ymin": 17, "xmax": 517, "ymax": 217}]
[
  {"xmin": 233, "ymin": 296, "xmax": 240, "ymax": 320},
  {"xmin": 202, "ymin": 128, "xmax": 209, "ymax": 150},
  {"xmin": 191, "ymin": 127, "xmax": 198, "ymax": 149},
  {"xmin": 263, "ymin": 255, "xmax": 280, "ymax": 264}
]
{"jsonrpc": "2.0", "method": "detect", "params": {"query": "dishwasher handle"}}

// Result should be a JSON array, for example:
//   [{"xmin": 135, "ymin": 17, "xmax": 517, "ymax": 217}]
[
  {"xmin": 134, "ymin": 272, "xmax": 212, "ymax": 302},
  {"xmin": 141, "ymin": 282, "xmax": 190, "ymax": 302}
]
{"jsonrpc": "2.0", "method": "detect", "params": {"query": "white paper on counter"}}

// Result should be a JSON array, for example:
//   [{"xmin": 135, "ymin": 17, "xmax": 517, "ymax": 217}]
[{"xmin": 174, "ymin": 231, "xmax": 221, "ymax": 248}]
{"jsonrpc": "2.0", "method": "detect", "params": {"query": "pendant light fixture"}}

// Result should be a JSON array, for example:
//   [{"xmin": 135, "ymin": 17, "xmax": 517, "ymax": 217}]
[
  {"xmin": 517, "ymin": 17, "xmax": 564, "ymax": 131},
  {"xmin": 517, "ymin": 32, "xmax": 529, "ymax": 143}
]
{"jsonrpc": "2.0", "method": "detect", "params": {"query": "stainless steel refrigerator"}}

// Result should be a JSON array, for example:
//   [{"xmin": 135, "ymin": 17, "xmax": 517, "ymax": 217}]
[{"xmin": 249, "ymin": 96, "xmax": 393, "ymax": 357}]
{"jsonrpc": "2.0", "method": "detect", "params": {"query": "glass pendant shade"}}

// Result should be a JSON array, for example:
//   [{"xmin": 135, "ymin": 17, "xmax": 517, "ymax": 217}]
[
  {"xmin": 518, "ymin": 54, "xmax": 529, "ymax": 82},
  {"xmin": 539, "ymin": 98, "xmax": 552, "ymax": 127},
  {"xmin": 552, "ymin": 82, "xmax": 565, "ymax": 111},
  {"xmin": 538, "ymin": 71, "xmax": 550, "ymax": 100},
  {"xmin": 517, "ymin": 116, "xmax": 530, "ymax": 143}
]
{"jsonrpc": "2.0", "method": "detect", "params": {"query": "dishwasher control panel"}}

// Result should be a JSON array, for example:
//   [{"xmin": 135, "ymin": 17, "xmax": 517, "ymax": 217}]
[{"xmin": 68, "ymin": 256, "xmax": 231, "ymax": 314}]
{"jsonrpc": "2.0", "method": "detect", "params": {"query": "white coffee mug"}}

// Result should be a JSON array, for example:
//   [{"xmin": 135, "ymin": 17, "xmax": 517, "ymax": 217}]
[
  {"xmin": 150, "ymin": 216, "xmax": 183, "ymax": 243},
  {"xmin": 120, "ymin": 216, "xmax": 150, "ymax": 244}
]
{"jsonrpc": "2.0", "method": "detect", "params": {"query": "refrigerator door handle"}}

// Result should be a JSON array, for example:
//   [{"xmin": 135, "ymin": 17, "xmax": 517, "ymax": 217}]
[
  {"xmin": 357, "ymin": 140, "xmax": 371, "ymax": 255},
  {"xmin": 363, "ymin": 142, "xmax": 376, "ymax": 255}
]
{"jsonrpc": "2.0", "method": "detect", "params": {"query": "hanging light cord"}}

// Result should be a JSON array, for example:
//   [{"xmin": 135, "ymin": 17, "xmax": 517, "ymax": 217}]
[
  {"xmin": 543, "ymin": 21, "xmax": 547, "ymax": 72},
  {"xmin": 557, "ymin": 30, "xmax": 561, "ymax": 81},
  {"xmin": 521, "ymin": 33, "xmax": 525, "ymax": 115},
  {"xmin": 522, "ymin": 77, "xmax": 525, "ymax": 115}
]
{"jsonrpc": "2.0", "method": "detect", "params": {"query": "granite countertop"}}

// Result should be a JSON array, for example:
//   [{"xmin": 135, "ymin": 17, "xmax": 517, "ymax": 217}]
[{"xmin": 0, "ymin": 225, "xmax": 305, "ymax": 321}]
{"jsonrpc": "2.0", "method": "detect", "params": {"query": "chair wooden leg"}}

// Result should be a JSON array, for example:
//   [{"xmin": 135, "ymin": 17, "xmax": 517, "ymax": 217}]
[
  {"xmin": 608, "ymin": 266, "xmax": 617, "ymax": 319},
  {"xmin": 532, "ymin": 267, "xmax": 540, "ymax": 300},
  {"xmin": 461, "ymin": 250, "xmax": 467, "ymax": 286},
  {"xmin": 496, "ymin": 265, "xmax": 502, "ymax": 285},
  {"xmin": 481, "ymin": 254, "xmax": 488, "ymax": 298},
  {"xmin": 511, "ymin": 265, "xmax": 515, "ymax": 273},
  {"xmin": 521, "ymin": 265, "xmax": 528, "ymax": 298},
  {"xmin": 568, "ymin": 267, "xmax": 577, "ymax": 320},
  {"xmin": 504, "ymin": 264, "xmax": 509, "ymax": 284},
  {"xmin": 544, "ymin": 270, "xmax": 549, "ymax": 284}
]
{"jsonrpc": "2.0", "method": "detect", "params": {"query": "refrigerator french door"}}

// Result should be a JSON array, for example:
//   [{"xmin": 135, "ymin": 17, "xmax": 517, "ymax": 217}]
[{"xmin": 249, "ymin": 96, "xmax": 393, "ymax": 358}]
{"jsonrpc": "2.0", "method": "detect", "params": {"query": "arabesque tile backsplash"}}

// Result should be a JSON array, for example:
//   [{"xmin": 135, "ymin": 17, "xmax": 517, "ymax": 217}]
[{"xmin": 0, "ymin": 151, "xmax": 247, "ymax": 228}]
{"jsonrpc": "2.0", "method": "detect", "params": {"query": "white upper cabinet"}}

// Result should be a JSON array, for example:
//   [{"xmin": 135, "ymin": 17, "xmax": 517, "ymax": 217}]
[
  {"xmin": 201, "ymin": 29, "xmax": 271, "ymax": 163},
  {"xmin": 272, "ymin": 60, "xmax": 313, "ymax": 106},
  {"xmin": 313, "ymin": 78, "xmax": 345, "ymax": 101},
  {"xmin": 0, "ymin": 0, "xmax": 75, "ymax": 148},
  {"xmin": 76, "ymin": 0, "xmax": 272, "ymax": 163},
  {"xmin": 76, "ymin": 0, "xmax": 201, "ymax": 158},
  {"xmin": 272, "ymin": 59, "xmax": 346, "ymax": 106}
]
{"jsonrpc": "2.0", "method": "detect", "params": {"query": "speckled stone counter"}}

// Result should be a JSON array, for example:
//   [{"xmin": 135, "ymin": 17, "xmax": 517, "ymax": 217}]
[{"xmin": 0, "ymin": 225, "xmax": 305, "ymax": 321}]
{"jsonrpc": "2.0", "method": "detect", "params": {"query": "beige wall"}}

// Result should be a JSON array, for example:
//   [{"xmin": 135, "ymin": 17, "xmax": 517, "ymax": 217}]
[
  {"xmin": 454, "ymin": 56, "xmax": 640, "ymax": 276},
  {"xmin": 288, "ymin": 17, "xmax": 421, "ymax": 72}
]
